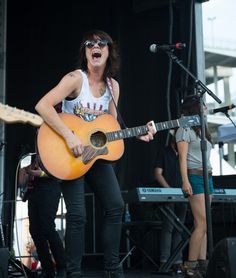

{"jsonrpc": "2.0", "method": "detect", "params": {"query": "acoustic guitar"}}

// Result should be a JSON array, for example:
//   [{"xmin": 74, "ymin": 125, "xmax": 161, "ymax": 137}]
[{"xmin": 37, "ymin": 113, "xmax": 200, "ymax": 180}]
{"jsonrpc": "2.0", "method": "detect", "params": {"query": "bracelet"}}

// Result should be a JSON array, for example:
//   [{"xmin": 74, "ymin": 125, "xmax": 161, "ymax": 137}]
[{"xmin": 40, "ymin": 171, "xmax": 46, "ymax": 177}]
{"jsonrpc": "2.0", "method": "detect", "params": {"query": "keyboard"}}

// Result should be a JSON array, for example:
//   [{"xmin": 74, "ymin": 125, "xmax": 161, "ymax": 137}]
[{"xmin": 124, "ymin": 187, "xmax": 236, "ymax": 203}]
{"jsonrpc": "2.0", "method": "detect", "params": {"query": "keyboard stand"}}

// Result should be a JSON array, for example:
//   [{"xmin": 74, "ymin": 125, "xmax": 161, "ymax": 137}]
[
  {"xmin": 157, "ymin": 205, "xmax": 192, "ymax": 274},
  {"xmin": 120, "ymin": 221, "xmax": 161, "ymax": 269}
]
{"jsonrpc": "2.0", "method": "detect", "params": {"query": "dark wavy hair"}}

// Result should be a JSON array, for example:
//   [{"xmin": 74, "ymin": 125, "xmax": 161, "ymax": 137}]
[
  {"xmin": 78, "ymin": 29, "xmax": 120, "ymax": 82},
  {"xmin": 181, "ymin": 94, "xmax": 212, "ymax": 143}
]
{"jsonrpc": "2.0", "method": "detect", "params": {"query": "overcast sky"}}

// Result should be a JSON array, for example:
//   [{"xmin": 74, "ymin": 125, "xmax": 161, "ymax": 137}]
[
  {"xmin": 202, "ymin": 0, "xmax": 236, "ymax": 104},
  {"xmin": 202, "ymin": 0, "xmax": 236, "ymax": 42}
]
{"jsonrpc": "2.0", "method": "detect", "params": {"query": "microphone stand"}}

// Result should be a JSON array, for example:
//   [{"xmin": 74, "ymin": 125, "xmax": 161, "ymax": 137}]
[
  {"xmin": 222, "ymin": 112, "xmax": 236, "ymax": 128},
  {"xmin": 0, "ymin": 141, "xmax": 6, "ymax": 151},
  {"xmin": 163, "ymin": 49, "xmax": 222, "ymax": 259},
  {"xmin": 0, "ymin": 143, "xmax": 35, "ymax": 276}
]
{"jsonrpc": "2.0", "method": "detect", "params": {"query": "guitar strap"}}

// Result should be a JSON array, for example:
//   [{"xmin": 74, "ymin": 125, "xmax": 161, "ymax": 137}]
[{"xmin": 106, "ymin": 77, "xmax": 127, "ymax": 129}]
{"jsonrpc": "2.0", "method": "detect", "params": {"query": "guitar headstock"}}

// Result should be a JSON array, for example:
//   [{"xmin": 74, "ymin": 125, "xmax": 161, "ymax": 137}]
[
  {"xmin": 179, "ymin": 114, "xmax": 200, "ymax": 128},
  {"xmin": 0, "ymin": 102, "xmax": 43, "ymax": 127}
]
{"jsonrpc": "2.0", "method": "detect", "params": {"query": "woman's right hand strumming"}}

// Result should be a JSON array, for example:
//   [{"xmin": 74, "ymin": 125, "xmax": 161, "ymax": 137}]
[{"xmin": 65, "ymin": 132, "xmax": 84, "ymax": 157}]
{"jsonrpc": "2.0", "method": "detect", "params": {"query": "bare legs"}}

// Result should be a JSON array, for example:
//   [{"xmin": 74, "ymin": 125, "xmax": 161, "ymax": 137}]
[{"xmin": 188, "ymin": 194, "xmax": 210, "ymax": 261}]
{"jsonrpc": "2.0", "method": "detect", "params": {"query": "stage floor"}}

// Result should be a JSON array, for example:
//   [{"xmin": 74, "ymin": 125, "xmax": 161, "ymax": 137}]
[
  {"xmin": 80, "ymin": 270, "xmax": 183, "ymax": 277},
  {"xmin": 9, "ymin": 269, "xmax": 184, "ymax": 278}
]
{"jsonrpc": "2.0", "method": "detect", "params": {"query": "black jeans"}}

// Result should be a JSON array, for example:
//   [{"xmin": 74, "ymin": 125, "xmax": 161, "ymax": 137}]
[
  {"xmin": 28, "ymin": 178, "xmax": 66, "ymax": 275},
  {"xmin": 61, "ymin": 161, "xmax": 125, "ymax": 275}
]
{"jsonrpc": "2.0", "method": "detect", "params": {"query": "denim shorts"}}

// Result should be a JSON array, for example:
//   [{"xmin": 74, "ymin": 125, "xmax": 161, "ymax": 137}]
[{"xmin": 188, "ymin": 174, "xmax": 214, "ymax": 195}]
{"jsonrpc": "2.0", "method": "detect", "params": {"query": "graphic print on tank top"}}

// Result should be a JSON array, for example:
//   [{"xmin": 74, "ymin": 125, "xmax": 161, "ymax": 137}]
[
  {"xmin": 73, "ymin": 99, "xmax": 109, "ymax": 122},
  {"xmin": 62, "ymin": 70, "xmax": 112, "ymax": 122}
]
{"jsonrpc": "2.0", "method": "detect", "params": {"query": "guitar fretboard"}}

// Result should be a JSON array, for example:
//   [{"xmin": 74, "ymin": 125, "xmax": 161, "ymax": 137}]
[
  {"xmin": 155, "ymin": 119, "xmax": 179, "ymax": 131},
  {"xmin": 105, "ymin": 115, "xmax": 200, "ymax": 142},
  {"xmin": 106, "ymin": 119, "xmax": 180, "ymax": 142},
  {"xmin": 106, "ymin": 125, "xmax": 148, "ymax": 141}
]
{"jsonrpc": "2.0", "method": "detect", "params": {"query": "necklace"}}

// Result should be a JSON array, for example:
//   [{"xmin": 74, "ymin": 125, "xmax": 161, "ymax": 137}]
[{"xmin": 99, "ymin": 86, "xmax": 106, "ymax": 96}]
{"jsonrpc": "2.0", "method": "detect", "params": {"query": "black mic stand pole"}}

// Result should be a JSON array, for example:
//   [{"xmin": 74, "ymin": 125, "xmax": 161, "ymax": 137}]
[{"xmin": 164, "ymin": 49, "xmax": 222, "ymax": 259}]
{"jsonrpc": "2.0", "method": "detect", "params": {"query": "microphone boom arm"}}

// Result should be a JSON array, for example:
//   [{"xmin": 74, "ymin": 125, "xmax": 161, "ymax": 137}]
[{"xmin": 167, "ymin": 50, "xmax": 221, "ymax": 104}]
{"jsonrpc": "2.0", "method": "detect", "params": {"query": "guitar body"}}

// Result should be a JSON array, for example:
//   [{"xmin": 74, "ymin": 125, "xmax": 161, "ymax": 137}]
[{"xmin": 37, "ymin": 113, "xmax": 124, "ymax": 180}]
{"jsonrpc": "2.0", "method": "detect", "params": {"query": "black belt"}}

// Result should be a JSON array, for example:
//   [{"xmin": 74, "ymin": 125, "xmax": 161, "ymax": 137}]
[{"xmin": 188, "ymin": 169, "xmax": 212, "ymax": 176}]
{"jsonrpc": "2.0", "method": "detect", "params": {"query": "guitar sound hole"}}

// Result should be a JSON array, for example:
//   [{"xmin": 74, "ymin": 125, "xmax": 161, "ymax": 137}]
[{"xmin": 90, "ymin": 131, "xmax": 107, "ymax": 148}]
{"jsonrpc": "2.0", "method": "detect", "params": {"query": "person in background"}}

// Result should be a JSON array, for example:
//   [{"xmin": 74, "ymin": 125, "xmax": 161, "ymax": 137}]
[
  {"xmin": 23, "ymin": 240, "xmax": 40, "ymax": 271},
  {"xmin": 35, "ymin": 29, "xmax": 156, "ymax": 278},
  {"xmin": 154, "ymin": 131, "xmax": 187, "ymax": 274},
  {"xmin": 19, "ymin": 155, "xmax": 66, "ymax": 278},
  {"xmin": 176, "ymin": 95, "xmax": 213, "ymax": 278}
]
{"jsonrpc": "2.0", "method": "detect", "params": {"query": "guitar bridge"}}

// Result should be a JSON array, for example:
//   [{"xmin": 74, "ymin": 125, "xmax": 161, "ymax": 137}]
[{"xmin": 82, "ymin": 145, "xmax": 108, "ymax": 164}]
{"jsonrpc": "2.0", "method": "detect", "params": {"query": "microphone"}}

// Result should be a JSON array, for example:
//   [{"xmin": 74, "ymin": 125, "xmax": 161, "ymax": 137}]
[
  {"xmin": 149, "ymin": 42, "xmax": 186, "ymax": 53},
  {"xmin": 208, "ymin": 104, "xmax": 236, "ymax": 114}
]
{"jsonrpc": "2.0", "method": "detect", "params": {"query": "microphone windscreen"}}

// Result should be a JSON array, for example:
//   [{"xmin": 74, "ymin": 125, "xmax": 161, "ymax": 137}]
[{"xmin": 149, "ymin": 44, "xmax": 157, "ymax": 53}]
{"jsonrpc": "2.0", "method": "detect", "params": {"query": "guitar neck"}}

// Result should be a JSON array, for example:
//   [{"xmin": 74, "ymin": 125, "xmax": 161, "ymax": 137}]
[
  {"xmin": 0, "ymin": 102, "xmax": 43, "ymax": 127},
  {"xmin": 106, "ymin": 119, "xmax": 180, "ymax": 141}
]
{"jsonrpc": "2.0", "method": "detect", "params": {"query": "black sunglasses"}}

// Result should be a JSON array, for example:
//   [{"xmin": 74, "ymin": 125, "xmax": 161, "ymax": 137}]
[{"xmin": 84, "ymin": 39, "xmax": 109, "ymax": 49}]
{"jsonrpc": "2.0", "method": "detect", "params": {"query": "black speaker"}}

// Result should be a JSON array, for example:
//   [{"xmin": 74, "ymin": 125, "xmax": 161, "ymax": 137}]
[
  {"xmin": 206, "ymin": 237, "xmax": 236, "ymax": 278},
  {"xmin": 0, "ymin": 248, "xmax": 9, "ymax": 278}
]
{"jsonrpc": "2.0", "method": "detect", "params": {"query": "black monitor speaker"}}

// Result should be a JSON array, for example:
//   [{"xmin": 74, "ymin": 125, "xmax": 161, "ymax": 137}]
[
  {"xmin": 0, "ymin": 248, "xmax": 9, "ymax": 278},
  {"xmin": 206, "ymin": 237, "xmax": 236, "ymax": 278}
]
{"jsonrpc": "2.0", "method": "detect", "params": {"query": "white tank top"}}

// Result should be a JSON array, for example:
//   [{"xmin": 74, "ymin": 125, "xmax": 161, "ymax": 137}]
[{"xmin": 62, "ymin": 70, "xmax": 112, "ymax": 122}]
